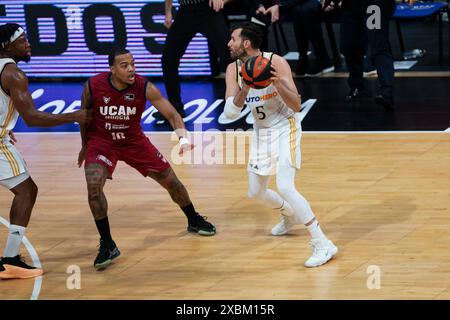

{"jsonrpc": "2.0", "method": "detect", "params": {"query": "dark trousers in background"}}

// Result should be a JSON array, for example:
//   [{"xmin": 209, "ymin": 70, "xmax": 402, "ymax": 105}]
[
  {"xmin": 288, "ymin": 0, "xmax": 331, "ymax": 63},
  {"xmin": 340, "ymin": 0, "xmax": 396, "ymax": 102},
  {"xmin": 162, "ymin": 3, "xmax": 230, "ymax": 110}
]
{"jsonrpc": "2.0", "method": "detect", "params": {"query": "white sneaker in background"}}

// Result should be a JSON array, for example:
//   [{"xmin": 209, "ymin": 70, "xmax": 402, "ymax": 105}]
[{"xmin": 304, "ymin": 238, "xmax": 338, "ymax": 268}]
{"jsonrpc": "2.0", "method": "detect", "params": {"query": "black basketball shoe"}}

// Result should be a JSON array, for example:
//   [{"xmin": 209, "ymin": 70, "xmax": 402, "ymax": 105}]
[
  {"xmin": 94, "ymin": 239, "xmax": 121, "ymax": 270},
  {"xmin": 188, "ymin": 214, "xmax": 216, "ymax": 236}
]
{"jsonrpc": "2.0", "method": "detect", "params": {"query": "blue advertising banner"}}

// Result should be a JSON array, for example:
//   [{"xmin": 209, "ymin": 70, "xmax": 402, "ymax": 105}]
[
  {"xmin": 0, "ymin": 1, "xmax": 212, "ymax": 77},
  {"xmin": 14, "ymin": 80, "xmax": 316, "ymax": 133}
]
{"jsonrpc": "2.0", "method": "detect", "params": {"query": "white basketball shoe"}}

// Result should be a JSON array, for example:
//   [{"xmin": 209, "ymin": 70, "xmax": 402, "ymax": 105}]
[
  {"xmin": 304, "ymin": 237, "xmax": 338, "ymax": 268},
  {"xmin": 271, "ymin": 208, "xmax": 299, "ymax": 236}
]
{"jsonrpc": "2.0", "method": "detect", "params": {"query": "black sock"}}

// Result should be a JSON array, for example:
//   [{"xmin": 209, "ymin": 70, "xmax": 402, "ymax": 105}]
[
  {"xmin": 181, "ymin": 203, "xmax": 198, "ymax": 222},
  {"xmin": 95, "ymin": 217, "xmax": 113, "ymax": 244}
]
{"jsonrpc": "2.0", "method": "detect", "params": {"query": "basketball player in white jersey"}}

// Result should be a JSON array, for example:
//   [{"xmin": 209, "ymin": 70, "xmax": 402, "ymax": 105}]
[
  {"xmin": 0, "ymin": 23, "xmax": 91, "ymax": 279},
  {"xmin": 223, "ymin": 22, "xmax": 337, "ymax": 267}
]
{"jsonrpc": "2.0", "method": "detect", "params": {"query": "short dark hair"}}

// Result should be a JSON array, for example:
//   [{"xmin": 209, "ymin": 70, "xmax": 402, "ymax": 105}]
[
  {"xmin": 108, "ymin": 48, "xmax": 131, "ymax": 66},
  {"xmin": 230, "ymin": 22, "xmax": 263, "ymax": 49},
  {"xmin": 0, "ymin": 23, "xmax": 23, "ymax": 50}
]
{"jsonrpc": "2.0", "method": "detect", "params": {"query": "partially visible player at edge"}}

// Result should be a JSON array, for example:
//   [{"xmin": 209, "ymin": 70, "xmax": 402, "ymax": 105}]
[
  {"xmin": 0, "ymin": 23, "xmax": 92, "ymax": 280},
  {"xmin": 77, "ymin": 49, "xmax": 216, "ymax": 270}
]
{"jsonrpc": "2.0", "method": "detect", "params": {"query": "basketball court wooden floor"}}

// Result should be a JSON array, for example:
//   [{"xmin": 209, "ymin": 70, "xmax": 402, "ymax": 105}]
[{"xmin": 1, "ymin": 132, "xmax": 450, "ymax": 300}]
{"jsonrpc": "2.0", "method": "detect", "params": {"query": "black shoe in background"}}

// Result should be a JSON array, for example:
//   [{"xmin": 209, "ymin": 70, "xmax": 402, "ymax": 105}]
[
  {"xmin": 306, "ymin": 59, "xmax": 335, "ymax": 77},
  {"xmin": 295, "ymin": 59, "xmax": 308, "ymax": 77},
  {"xmin": 344, "ymin": 87, "xmax": 365, "ymax": 102},
  {"xmin": 374, "ymin": 95, "xmax": 394, "ymax": 110}
]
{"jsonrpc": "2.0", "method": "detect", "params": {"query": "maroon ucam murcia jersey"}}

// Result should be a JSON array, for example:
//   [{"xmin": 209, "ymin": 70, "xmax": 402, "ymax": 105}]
[{"xmin": 87, "ymin": 72, "xmax": 149, "ymax": 144}]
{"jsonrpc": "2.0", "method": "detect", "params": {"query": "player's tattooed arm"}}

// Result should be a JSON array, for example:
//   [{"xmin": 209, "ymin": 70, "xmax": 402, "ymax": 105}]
[
  {"xmin": 146, "ymin": 82, "xmax": 193, "ymax": 154},
  {"xmin": 79, "ymin": 81, "xmax": 92, "ymax": 147},
  {"xmin": 78, "ymin": 81, "xmax": 92, "ymax": 167},
  {"xmin": 146, "ymin": 82, "xmax": 187, "ymax": 138},
  {"xmin": 4, "ymin": 64, "xmax": 91, "ymax": 127}
]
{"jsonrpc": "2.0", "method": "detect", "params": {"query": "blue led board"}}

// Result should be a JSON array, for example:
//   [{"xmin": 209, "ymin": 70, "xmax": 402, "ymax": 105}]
[{"xmin": 0, "ymin": 1, "xmax": 212, "ymax": 77}]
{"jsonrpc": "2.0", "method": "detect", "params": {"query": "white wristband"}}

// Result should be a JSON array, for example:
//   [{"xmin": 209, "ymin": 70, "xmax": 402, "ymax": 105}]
[
  {"xmin": 179, "ymin": 137, "xmax": 190, "ymax": 146},
  {"xmin": 224, "ymin": 96, "xmax": 242, "ymax": 120}
]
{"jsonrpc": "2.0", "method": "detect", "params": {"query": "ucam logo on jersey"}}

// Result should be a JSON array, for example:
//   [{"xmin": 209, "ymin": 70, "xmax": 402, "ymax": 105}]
[{"xmin": 99, "ymin": 106, "xmax": 137, "ymax": 120}]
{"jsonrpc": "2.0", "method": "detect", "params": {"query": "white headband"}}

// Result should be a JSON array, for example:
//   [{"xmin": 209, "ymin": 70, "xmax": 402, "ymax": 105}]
[
  {"xmin": 9, "ymin": 27, "xmax": 25, "ymax": 44},
  {"xmin": 1, "ymin": 27, "xmax": 25, "ymax": 48}
]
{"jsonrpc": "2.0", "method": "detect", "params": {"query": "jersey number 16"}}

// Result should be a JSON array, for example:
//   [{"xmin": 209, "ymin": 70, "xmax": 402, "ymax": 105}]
[{"xmin": 112, "ymin": 132, "xmax": 126, "ymax": 140}]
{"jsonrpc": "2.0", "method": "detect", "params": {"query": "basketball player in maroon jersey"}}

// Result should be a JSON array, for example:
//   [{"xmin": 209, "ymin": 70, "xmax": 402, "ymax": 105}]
[{"xmin": 77, "ymin": 49, "xmax": 216, "ymax": 270}]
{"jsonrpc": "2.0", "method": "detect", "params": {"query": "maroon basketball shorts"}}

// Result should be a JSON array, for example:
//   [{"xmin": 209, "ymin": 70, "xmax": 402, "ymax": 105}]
[{"xmin": 85, "ymin": 137, "xmax": 171, "ymax": 177}]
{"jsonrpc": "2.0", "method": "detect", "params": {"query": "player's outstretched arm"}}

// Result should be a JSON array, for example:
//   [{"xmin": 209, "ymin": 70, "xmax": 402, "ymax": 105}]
[
  {"xmin": 4, "ymin": 64, "xmax": 92, "ymax": 127},
  {"xmin": 78, "ymin": 81, "xmax": 92, "ymax": 167},
  {"xmin": 146, "ymin": 82, "xmax": 193, "ymax": 154},
  {"xmin": 270, "ymin": 55, "xmax": 301, "ymax": 112}
]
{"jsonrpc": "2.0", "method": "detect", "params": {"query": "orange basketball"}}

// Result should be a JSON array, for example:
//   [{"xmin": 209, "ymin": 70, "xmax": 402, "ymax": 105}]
[{"xmin": 241, "ymin": 55, "xmax": 273, "ymax": 89}]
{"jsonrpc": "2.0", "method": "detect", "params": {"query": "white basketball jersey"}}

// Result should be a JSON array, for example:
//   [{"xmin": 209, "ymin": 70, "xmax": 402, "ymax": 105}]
[
  {"xmin": 236, "ymin": 52, "xmax": 295, "ymax": 129},
  {"xmin": 0, "ymin": 58, "xmax": 19, "ymax": 141}
]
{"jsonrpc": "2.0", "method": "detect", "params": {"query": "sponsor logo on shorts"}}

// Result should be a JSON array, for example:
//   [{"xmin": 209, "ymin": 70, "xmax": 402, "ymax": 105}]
[{"xmin": 96, "ymin": 155, "xmax": 113, "ymax": 167}]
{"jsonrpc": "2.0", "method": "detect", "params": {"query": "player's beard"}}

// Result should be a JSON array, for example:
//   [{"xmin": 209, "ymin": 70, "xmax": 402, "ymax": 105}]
[
  {"xmin": 231, "ymin": 44, "xmax": 246, "ymax": 60},
  {"xmin": 20, "ymin": 52, "xmax": 31, "ymax": 63}
]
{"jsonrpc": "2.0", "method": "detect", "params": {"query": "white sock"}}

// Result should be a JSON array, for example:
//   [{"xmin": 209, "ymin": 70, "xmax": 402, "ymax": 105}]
[
  {"xmin": 306, "ymin": 220, "xmax": 326, "ymax": 240},
  {"xmin": 3, "ymin": 224, "xmax": 26, "ymax": 258}
]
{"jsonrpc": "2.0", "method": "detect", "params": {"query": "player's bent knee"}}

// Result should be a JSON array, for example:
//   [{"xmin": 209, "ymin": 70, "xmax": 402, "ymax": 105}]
[
  {"xmin": 248, "ymin": 189, "xmax": 264, "ymax": 200},
  {"xmin": 87, "ymin": 184, "xmax": 103, "ymax": 197},
  {"xmin": 85, "ymin": 164, "xmax": 107, "ymax": 185},
  {"xmin": 277, "ymin": 185, "xmax": 296, "ymax": 201},
  {"xmin": 24, "ymin": 184, "xmax": 38, "ymax": 203},
  {"xmin": 13, "ymin": 177, "xmax": 38, "ymax": 202},
  {"xmin": 29, "ymin": 180, "xmax": 38, "ymax": 200}
]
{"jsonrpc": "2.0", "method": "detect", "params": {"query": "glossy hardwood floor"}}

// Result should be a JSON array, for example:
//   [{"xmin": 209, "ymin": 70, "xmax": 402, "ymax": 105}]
[{"xmin": 1, "ymin": 132, "xmax": 450, "ymax": 300}]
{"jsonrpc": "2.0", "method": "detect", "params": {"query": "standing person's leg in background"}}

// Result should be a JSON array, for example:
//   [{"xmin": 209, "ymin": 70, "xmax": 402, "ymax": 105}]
[
  {"xmin": 368, "ymin": 0, "xmax": 395, "ymax": 109},
  {"xmin": 293, "ymin": 0, "xmax": 334, "ymax": 76},
  {"xmin": 200, "ymin": 6, "xmax": 232, "ymax": 76},
  {"xmin": 341, "ymin": 2, "xmax": 367, "ymax": 102},
  {"xmin": 291, "ymin": 3, "xmax": 310, "ymax": 75},
  {"xmin": 157, "ymin": 7, "xmax": 197, "ymax": 120}
]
